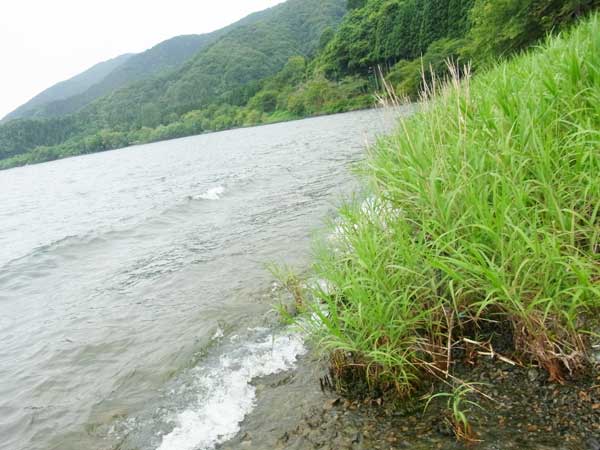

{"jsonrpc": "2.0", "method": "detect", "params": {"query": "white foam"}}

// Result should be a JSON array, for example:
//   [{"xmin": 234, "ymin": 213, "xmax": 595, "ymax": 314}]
[
  {"xmin": 328, "ymin": 197, "xmax": 402, "ymax": 252},
  {"xmin": 196, "ymin": 186, "xmax": 225, "ymax": 201},
  {"xmin": 211, "ymin": 326, "xmax": 224, "ymax": 340},
  {"xmin": 156, "ymin": 332, "xmax": 306, "ymax": 450}
]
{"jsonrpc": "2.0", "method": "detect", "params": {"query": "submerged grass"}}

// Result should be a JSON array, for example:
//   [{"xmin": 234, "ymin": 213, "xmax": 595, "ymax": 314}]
[{"xmin": 307, "ymin": 15, "xmax": 600, "ymax": 399}]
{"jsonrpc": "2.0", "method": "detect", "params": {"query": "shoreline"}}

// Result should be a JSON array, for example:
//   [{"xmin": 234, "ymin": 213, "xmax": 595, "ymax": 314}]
[
  {"xmin": 0, "ymin": 106, "xmax": 379, "ymax": 172},
  {"xmin": 221, "ymin": 16, "xmax": 600, "ymax": 450},
  {"xmin": 219, "ymin": 347, "xmax": 599, "ymax": 450}
]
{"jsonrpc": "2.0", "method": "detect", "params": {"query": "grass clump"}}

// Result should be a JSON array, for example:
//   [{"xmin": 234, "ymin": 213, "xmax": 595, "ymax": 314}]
[
  {"xmin": 308, "ymin": 15, "xmax": 600, "ymax": 398},
  {"xmin": 424, "ymin": 382, "xmax": 486, "ymax": 443},
  {"xmin": 267, "ymin": 263, "xmax": 308, "ymax": 322}
]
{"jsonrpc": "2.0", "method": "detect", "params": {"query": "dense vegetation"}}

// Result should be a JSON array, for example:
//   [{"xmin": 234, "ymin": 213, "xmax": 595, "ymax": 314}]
[
  {"xmin": 0, "ymin": 0, "xmax": 598, "ymax": 170},
  {"xmin": 307, "ymin": 13, "xmax": 599, "ymax": 416},
  {"xmin": 21, "ymin": 35, "xmax": 221, "ymax": 121},
  {"xmin": 3, "ymin": 33, "xmax": 242, "ymax": 123}
]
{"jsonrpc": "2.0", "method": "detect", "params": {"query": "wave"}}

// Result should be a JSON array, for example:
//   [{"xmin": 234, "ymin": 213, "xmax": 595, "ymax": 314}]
[
  {"xmin": 156, "ymin": 330, "xmax": 305, "ymax": 450},
  {"xmin": 0, "ymin": 231, "xmax": 107, "ymax": 273},
  {"xmin": 0, "ymin": 186, "xmax": 228, "ymax": 273},
  {"xmin": 195, "ymin": 186, "xmax": 225, "ymax": 201}
]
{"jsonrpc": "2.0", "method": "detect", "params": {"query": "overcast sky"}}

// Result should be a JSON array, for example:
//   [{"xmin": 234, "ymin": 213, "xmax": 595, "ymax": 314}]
[{"xmin": 0, "ymin": 0, "xmax": 286, "ymax": 119}]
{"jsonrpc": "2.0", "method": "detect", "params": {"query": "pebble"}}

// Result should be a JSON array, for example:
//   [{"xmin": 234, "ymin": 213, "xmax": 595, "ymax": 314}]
[
  {"xmin": 588, "ymin": 437, "xmax": 600, "ymax": 450},
  {"xmin": 528, "ymin": 368, "xmax": 539, "ymax": 382},
  {"xmin": 225, "ymin": 354, "xmax": 599, "ymax": 450}
]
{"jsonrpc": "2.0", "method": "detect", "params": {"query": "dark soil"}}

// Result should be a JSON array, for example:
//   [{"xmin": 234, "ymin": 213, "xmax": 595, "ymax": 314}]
[{"xmin": 219, "ymin": 350, "xmax": 600, "ymax": 450}]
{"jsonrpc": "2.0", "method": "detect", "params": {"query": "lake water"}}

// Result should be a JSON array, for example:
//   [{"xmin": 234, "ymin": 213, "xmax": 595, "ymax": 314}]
[{"xmin": 0, "ymin": 109, "xmax": 407, "ymax": 450}]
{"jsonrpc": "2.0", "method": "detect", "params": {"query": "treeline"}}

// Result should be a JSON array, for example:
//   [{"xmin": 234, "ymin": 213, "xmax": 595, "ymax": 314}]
[
  {"xmin": 319, "ymin": 0, "xmax": 474, "ymax": 77},
  {"xmin": 1, "ymin": 0, "xmax": 598, "ymax": 170},
  {"xmin": 320, "ymin": 0, "xmax": 598, "ymax": 96}
]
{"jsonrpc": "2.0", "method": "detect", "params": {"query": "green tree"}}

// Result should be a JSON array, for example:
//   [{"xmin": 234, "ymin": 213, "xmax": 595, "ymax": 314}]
[
  {"xmin": 466, "ymin": 0, "xmax": 599, "ymax": 61},
  {"xmin": 140, "ymin": 103, "xmax": 161, "ymax": 128},
  {"xmin": 347, "ymin": 0, "xmax": 367, "ymax": 9},
  {"xmin": 248, "ymin": 90, "xmax": 279, "ymax": 113}
]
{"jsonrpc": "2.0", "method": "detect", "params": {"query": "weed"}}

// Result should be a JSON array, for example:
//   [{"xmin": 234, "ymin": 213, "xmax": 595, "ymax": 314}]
[
  {"xmin": 424, "ymin": 382, "xmax": 485, "ymax": 443},
  {"xmin": 267, "ymin": 263, "xmax": 308, "ymax": 321}
]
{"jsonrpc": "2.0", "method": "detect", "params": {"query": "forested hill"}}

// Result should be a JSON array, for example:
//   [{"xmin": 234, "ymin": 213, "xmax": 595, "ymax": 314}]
[
  {"xmin": 11, "ymin": 35, "xmax": 218, "ymax": 121},
  {"xmin": 3, "ymin": 36, "xmax": 216, "ymax": 123},
  {"xmin": 0, "ymin": 0, "xmax": 597, "ymax": 170},
  {"xmin": 1, "ymin": 3, "xmax": 283, "ymax": 123},
  {"xmin": 82, "ymin": 0, "xmax": 347, "ymax": 127},
  {"xmin": 1, "ymin": 53, "xmax": 133, "ymax": 123}
]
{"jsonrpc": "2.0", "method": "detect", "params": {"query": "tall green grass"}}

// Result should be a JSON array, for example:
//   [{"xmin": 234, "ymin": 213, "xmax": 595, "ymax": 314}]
[{"xmin": 309, "ymin": 15, "xmax": 600, "ymax": 394}]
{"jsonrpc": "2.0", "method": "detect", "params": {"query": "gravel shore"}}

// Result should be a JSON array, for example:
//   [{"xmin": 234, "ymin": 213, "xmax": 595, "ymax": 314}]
[{"xmin": 219, "ymin": 349, "xmax": 600, "ymax": 450}]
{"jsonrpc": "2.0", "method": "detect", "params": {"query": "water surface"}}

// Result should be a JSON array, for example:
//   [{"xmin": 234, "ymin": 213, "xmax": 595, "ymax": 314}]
[{"xmin": 0, "ymin": 109, "xmax": 407, "ymax": 450}]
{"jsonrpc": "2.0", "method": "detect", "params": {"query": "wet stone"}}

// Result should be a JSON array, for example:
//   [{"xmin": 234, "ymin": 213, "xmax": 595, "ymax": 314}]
[
  {"xmin": 219, "ymin": 348, "xmax": 599, "ymax": 450},
  {"xmin": 588, "ymin": 438, "xmax": 600, "ymax": 450}
]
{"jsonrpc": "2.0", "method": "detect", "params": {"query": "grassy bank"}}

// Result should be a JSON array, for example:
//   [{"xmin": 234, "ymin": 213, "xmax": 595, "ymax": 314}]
[{"xmin": 306, "ymin": 13, "xmax": 600, "ymax": 409}]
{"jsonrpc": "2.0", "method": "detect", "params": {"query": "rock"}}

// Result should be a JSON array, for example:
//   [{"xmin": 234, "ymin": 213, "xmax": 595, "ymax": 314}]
[
  {"xmin": 528, "ymin": 368, "xmax": 539, "ymax": 382},
  {"xmin": 332, "ymin": 434, "xmax": 352, "ymax": 448},
  {"xmin": 279, "ymin": 431, "xmax": 290, "ymax": 443},
  {"xmin": 288, "ymin": 437, "xmax": 309, "ymax": 450},
  {"xmin": 588, "ymin": 437, "xmax": 600, "ymax": 450},
  {"xmin": 435, "ymin": 419, "xmax": 453, "ymax": 437},
  {"xmin": 324, "ymin": 398, "xmax": 341, "ymax": 410},
  {"xmin": 307, "ymin": 417, "xmax": 320, "ymax": 429},
  {"xmin": 307, "ymin": 429, "xmax": 323, "ymax": 445},
  {"xmin": 345, "ymin": 426, "xmax": 359, "ymax": 435}
]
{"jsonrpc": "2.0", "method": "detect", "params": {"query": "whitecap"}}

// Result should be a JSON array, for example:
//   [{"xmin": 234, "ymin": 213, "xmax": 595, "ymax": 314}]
[
  {"xmin": 211, "ymin": 326, "xmax": 224, "ymax": 341},
  {"xmin": 196, "ymin": 186, "xmax": 225, "ymax": 201},
  {"xmin": 156, "ymin": 332, "xmax": 306, "ymax": 450}
]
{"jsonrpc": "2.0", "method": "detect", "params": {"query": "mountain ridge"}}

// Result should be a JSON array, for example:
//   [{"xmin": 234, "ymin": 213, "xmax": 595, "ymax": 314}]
[
  {"xmin": 85, "ymin": 0, "xmax": 347, "ymax": 126},
  {"xmin": 1, "ymin": 53, "xmax": 132, "ymax": 123},
  {"xmin": 2, "ymin": 4, "xmax": 280, "ymax": 123}
]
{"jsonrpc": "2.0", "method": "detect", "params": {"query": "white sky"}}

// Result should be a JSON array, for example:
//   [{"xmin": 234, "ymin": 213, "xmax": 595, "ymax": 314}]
[{"xmin": 0, "ymin": 0, "xmax": 286, "ymax": 119}]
